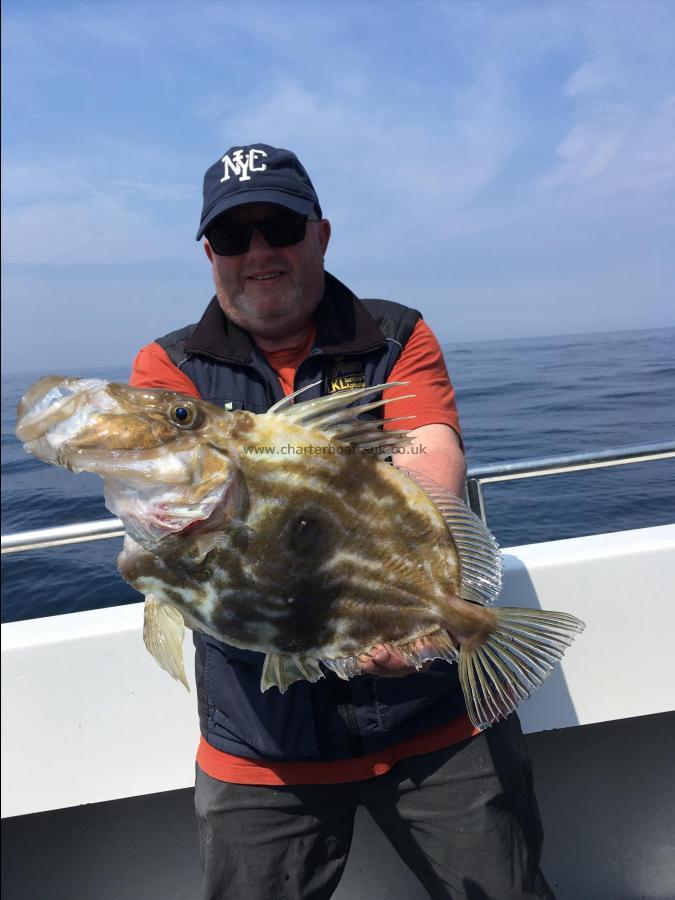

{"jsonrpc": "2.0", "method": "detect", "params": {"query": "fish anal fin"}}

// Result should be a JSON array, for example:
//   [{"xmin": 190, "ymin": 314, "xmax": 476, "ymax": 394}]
[
  {"xmin": 320, "ymin": 655, "xmax": 361, "ymax": 680},
  {"xmin": 260, "ymin": 653, "xmax": 324, "ymax": 693},
  {"xmin": 394, "ymin": 630, "xmax": 460, "ymax": 667},
  {"xmin": 321, "ymin": 631, "xmax": 458, "ymax": 682},
  {"xmin": 458, "ymin": 607, "xmax": 586, "ymax": 730},
  {"xmin": 143, "ymin": 595, "xmax": 189, "ymax": 691}
]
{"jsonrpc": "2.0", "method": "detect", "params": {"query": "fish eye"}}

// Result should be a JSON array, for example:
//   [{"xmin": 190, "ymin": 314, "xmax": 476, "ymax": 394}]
[{"xmin": 168, "ymin": 401, "xmax": 202, "ymax": 430}]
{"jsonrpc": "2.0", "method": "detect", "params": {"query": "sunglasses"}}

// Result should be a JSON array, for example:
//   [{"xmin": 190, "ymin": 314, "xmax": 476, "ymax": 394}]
[{"xmin": 205, "ymin": 211, "xmax": 319, "ymax": 256}]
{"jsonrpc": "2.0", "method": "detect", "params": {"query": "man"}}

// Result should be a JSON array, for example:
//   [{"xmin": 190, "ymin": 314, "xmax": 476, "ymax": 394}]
[{"xmin": 131, "ymin": 144, "xmax": 552, "ymax": 899}]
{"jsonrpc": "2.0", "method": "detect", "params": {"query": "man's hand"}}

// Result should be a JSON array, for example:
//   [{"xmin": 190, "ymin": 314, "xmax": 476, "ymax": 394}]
[{"xmin": 357, "ymin": 644, "xmax": 433, "ymax": 678}]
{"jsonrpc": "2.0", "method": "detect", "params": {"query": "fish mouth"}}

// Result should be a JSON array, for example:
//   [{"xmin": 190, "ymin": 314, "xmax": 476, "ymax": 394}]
[
  {"xmin": 106, "ymin": 483, "xmax": 232, "ymax": 548},
  {"xmin": 143, "ymin": 500, "xmax": 229, "ymax": 538},
  {"xmin": 16, "ymin": 376, "xmax": 109, "ymax": 450},
  {"xmin": 17, "ymin": 374, "xmax": 245, "ymax": 550},
  {"xmin": 104, "ymin": 461, "xmax": 244, "ymax": 550}
]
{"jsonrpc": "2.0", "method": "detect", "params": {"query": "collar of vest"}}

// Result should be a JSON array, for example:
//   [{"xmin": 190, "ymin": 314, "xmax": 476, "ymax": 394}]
[{"xmin": 183, "ymin": 271, "xmax": 387, "ymax": 364}]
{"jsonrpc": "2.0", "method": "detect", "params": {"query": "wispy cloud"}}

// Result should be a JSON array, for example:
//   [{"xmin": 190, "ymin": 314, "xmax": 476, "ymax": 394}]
[
  {"xmin": 535, "ymin": 1, "xmax": 675, "ymax": 198},
  {"xmin": 2, "ymin": 144, "xmax": 198, "ymax": 264},
  {"xmin": 213, "ymin": 71, "xmax": 520, "ymax": 209},
  {"xmin": 1, "ymin": 0, "xmax": 674, "ymax": 370},
  {"xmin": 541, "ymin": 94, "xmax": 675, "ymax": 195}
]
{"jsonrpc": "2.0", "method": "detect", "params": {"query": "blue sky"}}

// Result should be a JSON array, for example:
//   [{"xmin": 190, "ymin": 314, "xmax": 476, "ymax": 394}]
[{"xmin": 2, "ymin": 0, "xmax": 674, "ymax": 373}]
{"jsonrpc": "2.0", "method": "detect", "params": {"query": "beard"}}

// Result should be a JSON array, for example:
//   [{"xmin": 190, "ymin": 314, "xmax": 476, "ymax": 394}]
[{"xmin": 213, "ymin": 267, "xmax": 325, "ymax": 341}]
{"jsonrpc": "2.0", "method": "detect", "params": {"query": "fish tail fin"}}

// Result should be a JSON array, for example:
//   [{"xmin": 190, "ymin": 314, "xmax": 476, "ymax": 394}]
[
  {"xmin": 458, "ymin": 608, "xmax": 585, "ymax": 730},
  {"xmin": 143, "ymin": 595, "xmax": 190, "ymax": 691},
  {"xmin": 260, "ymin": 652, "xmax": 324, "ymax": 693}
]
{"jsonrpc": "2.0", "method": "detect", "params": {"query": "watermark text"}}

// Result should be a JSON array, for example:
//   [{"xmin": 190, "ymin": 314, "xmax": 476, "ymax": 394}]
[{"xmin": 243, "ymin": 443, "xmax": 428, "ymax": 457}]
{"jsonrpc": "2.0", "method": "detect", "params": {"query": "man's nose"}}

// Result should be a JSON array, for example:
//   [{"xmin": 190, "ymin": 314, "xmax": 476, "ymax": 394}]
[{"xmin": 247, "ymin": 227, "xmax": 273, "ymax": 252}]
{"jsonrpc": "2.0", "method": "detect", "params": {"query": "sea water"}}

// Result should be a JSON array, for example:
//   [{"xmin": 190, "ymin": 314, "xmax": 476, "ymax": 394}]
[{"xmin": 2, "ymin": 327, "xmax": 674, "ymax": 623}]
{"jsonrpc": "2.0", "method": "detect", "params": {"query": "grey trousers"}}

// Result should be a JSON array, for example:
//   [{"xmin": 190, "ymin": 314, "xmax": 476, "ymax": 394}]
[{"xmin": 194, "ymin": 714, "xmax": 554, "ymax": 900}]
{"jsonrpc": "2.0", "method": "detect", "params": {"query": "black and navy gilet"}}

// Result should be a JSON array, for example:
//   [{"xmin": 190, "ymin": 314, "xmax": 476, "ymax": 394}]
[{"xmin": 156, "ymin": 272, "xmax": 467, "ymax": 761}]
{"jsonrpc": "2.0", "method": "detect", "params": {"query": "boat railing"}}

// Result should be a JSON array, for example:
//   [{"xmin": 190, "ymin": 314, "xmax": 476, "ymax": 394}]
[
  {"xmin": 464, "ymin": 441, "xmax": 675, "ymax": 522},
  {"xmin": 2, "ymin": 441, "xmax": 674, "ymax": 554}
]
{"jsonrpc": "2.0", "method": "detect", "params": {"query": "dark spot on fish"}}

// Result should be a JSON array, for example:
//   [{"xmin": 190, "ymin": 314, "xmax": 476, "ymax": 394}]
[
  {"xmin": 271, "ymin": 574, "xmax": 342, "ymax": 650},
  {"xmin": 284, "ymin": 515, "xmax": 326, "ymax": 557}
]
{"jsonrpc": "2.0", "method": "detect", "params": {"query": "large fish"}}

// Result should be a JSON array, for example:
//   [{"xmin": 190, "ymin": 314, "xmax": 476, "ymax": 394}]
[{"xmin": 16, "ymin": 375, "xmax": 584, "ymax": 729}]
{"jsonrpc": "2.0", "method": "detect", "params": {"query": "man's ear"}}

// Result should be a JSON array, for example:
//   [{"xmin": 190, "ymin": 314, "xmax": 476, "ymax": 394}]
[
  {"xmin": 203, "ymin": 240, "xmax": 214, "ymax": 263},
  {"xmin": 318, "ymin": 219, "xmax": 331, "ymax": 255}
]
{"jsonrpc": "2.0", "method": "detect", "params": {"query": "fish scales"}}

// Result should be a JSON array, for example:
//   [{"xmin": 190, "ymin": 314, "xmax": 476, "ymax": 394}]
[
  {"xmin": 15, "ymin": 376, "xmax": 585, "ymax": 729},
  {"xmin": 225, "ymin": 420, "xmax": 452, "ymax": 628},
  {"xmin": 236, "ymin": 450, "xmax": 454, "ymax": 654}
]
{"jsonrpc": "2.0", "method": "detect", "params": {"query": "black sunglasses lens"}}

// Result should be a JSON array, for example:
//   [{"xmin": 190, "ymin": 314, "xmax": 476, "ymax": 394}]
[
  {"xmin": 206, "ymin": 223, "xmax": 253, "ymax": 256},
  {"xmin": 207, "ymin": 215, "xmax": 309, "ymax": 256},
  {"xmin": 259, "ymin": 218, "xmax": 307, "ymax": 248}
]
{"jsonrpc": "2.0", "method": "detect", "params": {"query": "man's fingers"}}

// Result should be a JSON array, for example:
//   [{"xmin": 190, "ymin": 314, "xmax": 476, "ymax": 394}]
[
  {"xmin": 357, "ymin": 645, "xmax": 402, "ymax": 668},
  {"xmin": 357, "ymin": 645, "xmax": 433, "ymax": 678}
]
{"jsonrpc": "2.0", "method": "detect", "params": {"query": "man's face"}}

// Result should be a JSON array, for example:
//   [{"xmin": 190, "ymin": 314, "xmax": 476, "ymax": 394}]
[{"xmin": 204, "ymin": 202, "xmax": 331, "ymax": 341}]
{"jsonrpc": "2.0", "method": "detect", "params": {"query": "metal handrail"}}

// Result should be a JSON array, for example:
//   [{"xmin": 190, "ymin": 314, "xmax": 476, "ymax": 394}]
[
  {"xmin": 1, "ymin": 519, "xmax": 126, "ymax": 554},
  {"xmin": 465, "ymin": 441, "xmax": 675, "ymax": 521},
  {"xmin": 2, "ymin": 442, "xmax": 673, "ymax": 553}
]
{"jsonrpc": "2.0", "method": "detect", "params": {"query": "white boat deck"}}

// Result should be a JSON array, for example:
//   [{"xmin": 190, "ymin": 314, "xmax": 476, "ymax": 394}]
[
  {"xmin": 2, "ymin": 523, "xmax": 675, "ymax": 899},
  {"xmin": 2, "ymin": 524, "xmax": 674, "ymax": 819}
]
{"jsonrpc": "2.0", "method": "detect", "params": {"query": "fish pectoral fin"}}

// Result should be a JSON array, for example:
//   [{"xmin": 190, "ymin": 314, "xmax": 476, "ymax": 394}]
[
  {"xmin": 458, "ymin": 607, "xmax": 585, "ymax": 731},
  {"xmin": 260, "ymin": 653, "xmax": 324, "ymax": 693},
  {"xmin": 143, "ymin": 595, "xmax": 189, "ymax": 691},
  {"xmin": 190, "ymin": 531, "xmax": 229, "ymax": 563}
]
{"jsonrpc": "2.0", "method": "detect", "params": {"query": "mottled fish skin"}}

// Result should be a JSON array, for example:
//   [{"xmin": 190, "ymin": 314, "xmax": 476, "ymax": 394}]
[
  {"xmin": 16, "ymin": 376, "xmax": 585, "ymax": 729},
  {"xmin": 16, "ymin": 378, "xmax": 460, "ymax": 656},
  {"xmin": 121, "ymin": 418, "xmax": 461, "ymax": 658}
]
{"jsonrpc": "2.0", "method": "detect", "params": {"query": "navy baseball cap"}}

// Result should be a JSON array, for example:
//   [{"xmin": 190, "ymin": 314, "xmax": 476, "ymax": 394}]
[{"xmin": 196, "ymin": 143, "xmax": 322, "ymax": 240}]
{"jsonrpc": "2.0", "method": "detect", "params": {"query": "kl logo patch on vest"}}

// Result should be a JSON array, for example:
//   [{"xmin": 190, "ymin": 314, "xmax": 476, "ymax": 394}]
[
  {"xmin": 329, "ymin": 357, "xmax": 366, "ymax": 393},
  {"xmin": 221, "ymin": 149, "xmax": 268, "ymax": 183}
]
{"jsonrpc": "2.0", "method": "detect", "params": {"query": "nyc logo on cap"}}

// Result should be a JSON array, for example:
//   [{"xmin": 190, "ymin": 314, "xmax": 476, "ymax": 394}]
[{"xmin": 221, "ymin": 148, "xmax": 268, "ymax": 183}]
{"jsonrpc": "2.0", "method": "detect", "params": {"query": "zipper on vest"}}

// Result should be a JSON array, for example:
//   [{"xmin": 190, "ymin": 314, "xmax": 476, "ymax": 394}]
[{"xmin": 248, "ymin": 359, "xmax": 280, "ymax": 407}]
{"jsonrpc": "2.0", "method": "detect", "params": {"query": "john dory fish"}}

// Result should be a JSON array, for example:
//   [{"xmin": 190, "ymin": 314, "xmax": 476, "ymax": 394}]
[{"xmin": 16, "ymin": 376, "xmax": 584, "ymax": 729}]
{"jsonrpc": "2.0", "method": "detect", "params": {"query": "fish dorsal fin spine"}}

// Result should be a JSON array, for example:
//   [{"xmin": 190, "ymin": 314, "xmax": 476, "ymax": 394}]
[
  {"xmin": 266, "ymin": 381, "xmax": 416, "ymax": 455},
  {"xmin": 398, "ymin": 467, "xmax": 503, "ymax": 606}
]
